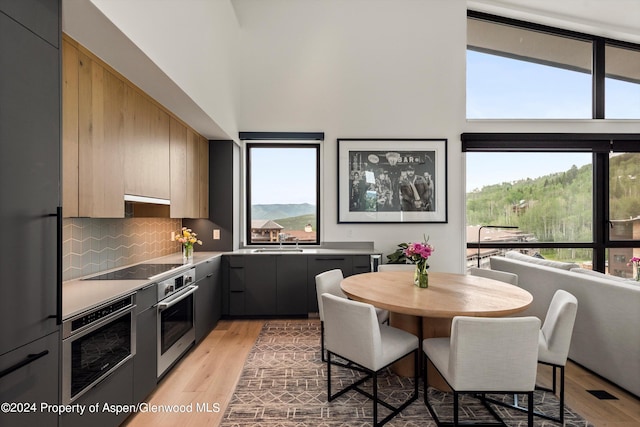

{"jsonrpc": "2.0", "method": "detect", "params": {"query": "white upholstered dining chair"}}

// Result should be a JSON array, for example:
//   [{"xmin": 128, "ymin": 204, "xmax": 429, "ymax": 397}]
[
  {"xmin": 468, "ymin": 266, "xmax": 518, "ymax": 285},
  {"xmin": 315, "ymin": 269, "xmax": 389, "ymax": 362},
  {"xmin": 423, "ymin": 316, "xmax": 541, "ymax": 426},
  {"xmin": 503, "ymin": 289, "xmax": 578, "ymax": 423},
  {"xmin": 322, "ymin": 293, "xmax": 419, "ymax": 426}
]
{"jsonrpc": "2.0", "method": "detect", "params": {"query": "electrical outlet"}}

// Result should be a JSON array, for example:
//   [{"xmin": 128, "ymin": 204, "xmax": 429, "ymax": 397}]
[
  {"xmin": 213, "ymin": 229, "xmax": 220, "ymax": 240},
  {"xmin": 170, "ymin": 231, "xmax": 175, "ymax": 241}
]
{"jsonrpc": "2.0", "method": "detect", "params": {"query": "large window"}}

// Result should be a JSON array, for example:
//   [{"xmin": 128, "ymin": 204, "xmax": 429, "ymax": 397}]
[
  {"xmin": 605, "ymin": 44, "xmax": 640, "ymax": 119},
  {"xmin": 467, "ymin": 15, "xmax": 593, "ymax": 119},
  {"xmin": 466, "ymin": 12, "xmax": 640, "ymax": 277},
  {"xmin": 244, "ymin": 138, "xmax": 320, "ymax": 246},
  {"xmin": 464, "ymin": 134, "xmax": 640, "ymax": 277}
]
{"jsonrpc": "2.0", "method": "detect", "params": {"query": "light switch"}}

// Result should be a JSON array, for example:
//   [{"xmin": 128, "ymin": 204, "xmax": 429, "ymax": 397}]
[
  {"xmin": 213, "ymin": 229, "xmax": 221, "ymax": 240},
  {"xmin": 171, "ymin": 231, "xmax": 175, "ymax": 241}
]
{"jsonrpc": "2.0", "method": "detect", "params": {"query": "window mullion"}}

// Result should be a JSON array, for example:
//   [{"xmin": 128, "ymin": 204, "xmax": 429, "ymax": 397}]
[{"xmin": 593, "ymin": 37, "xmax": 606, "ymax": 119}]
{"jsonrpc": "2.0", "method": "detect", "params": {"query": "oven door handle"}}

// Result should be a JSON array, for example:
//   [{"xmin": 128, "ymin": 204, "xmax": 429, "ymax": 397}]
[{"xmin": 157, "ymin": 285, "xmax": 198, "ymax": 311}]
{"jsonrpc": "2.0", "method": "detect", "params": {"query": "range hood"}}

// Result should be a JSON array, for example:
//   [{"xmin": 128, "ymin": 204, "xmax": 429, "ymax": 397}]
[{"xmin": 124, "ymin": 194, "xmax": 171, "ymax": 218}]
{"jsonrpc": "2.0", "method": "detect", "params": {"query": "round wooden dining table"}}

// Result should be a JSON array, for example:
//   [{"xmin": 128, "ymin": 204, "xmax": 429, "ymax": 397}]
[{"xmin": 340, "ymin": 270, "xmax": 533, "ymax": 388}]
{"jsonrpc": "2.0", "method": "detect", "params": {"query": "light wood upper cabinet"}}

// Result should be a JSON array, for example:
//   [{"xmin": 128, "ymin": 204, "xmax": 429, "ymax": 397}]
[
  {"xmin": 199, "ymin": 136, "xmax": 209, "ymax": 218},
  {"xmin": 124, "ymin": 90, "xmax": 171, "ymax": 199},
  {"xmin": 170, "ymin": 117, "xmax": 188, "ymax": 218},
  {"xmin": 77, "ymin": 51, "xmax": 125, "ymax": 218},
  {"xmin": 62, "ymin": 35, "xmax": 209, "ymax": 218},
  {"xmin": 170, "ymin": 120, "xmax": 209, "ymax": 219}
]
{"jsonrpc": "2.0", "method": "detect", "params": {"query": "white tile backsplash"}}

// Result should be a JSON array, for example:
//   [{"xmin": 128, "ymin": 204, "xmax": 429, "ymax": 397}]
[{"xmin": 63, "ymin": 218, "xmax": 183, "ymax": 281}]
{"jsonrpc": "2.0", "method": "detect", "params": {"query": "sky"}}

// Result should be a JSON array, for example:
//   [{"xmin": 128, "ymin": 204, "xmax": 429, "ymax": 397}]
[{"xmin": 250, "ymin": 146, "xmax": 317, "ymax": 205}]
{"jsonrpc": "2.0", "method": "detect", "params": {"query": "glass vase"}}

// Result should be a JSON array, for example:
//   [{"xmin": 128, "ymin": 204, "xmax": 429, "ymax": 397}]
[
  {"xmin": 183, "ymin": 245, "xmax": 194, "ymax": 263},
  {"xmin": 414, "ymin": 262, "xmax": 429, "ymax": 288}
]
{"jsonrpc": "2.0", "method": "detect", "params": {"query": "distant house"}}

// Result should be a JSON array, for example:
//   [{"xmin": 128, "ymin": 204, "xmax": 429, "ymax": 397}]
[
  {"xmin": 609, "ymin": 217, "xmax": 640, "ymax": 278},
  {"xmin": 251, "ymin": 220, "xmax": 284, "ymax": 242},
  {"xmin": 466, "ymin": 225, "xmax": 530, "ymax": 268}
]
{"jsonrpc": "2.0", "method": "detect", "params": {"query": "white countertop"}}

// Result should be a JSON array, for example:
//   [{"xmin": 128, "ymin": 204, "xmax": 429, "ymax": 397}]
[
  {"xmin": 63, "ymin": 252, "xmax": 223, "ymax": 320},
  {"xmin": 63, "ymin": 247, "xmax": 380, "ymax": 320}
]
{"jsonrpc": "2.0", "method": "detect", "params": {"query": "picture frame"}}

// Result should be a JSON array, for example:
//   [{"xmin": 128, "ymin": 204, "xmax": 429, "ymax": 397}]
[{"xmin": 337, "ymin": 138, "xmax": 448, "ymax": 223}]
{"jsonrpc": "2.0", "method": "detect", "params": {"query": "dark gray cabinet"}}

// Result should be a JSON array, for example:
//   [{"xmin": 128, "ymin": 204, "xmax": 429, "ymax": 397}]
[
  {"xmin": 0, "ymin": 1, "xmax": 61, "ymax": 422},
  {"xmin": 225, "ymin": 255, "xmax": 309, "ymax": 316},
  {"xmin": 276, "ymin": 256, "xmax": 308, "ymax": 315},
  {"xmin": 223, "ymin": 253, "xmax": 375, "ymax": 316},
  {"xmin": 195, "ymin": 256, "xmax": 222, "ymax": 342},
  {"xmin": 0, "ymin": 331, "xmax": 59, "ymax": 427},
  {"xmin": 245, "ymin": 255, "xmax": 278, "ymax": 315},
  {"xmin": 226, "ymin": 255, "xmax": 245, "ymax": 315},
  {"xmin": 352, "ymin": 255, "xmax": 372, "ymax": 275},
  {"xmin": 60, "ymin": 361, "xmax": 133, "ymax": 427},
  {"xmin": 0, "ymin": 0, "xmax": 60, "ymax": 46},
  {"xmin": 1, "ymin": 0, "xmax": 60, "ymax": 357},
  {"xmin": 133, "ymin": 284, "xmax": 157, "ymax": 404}
]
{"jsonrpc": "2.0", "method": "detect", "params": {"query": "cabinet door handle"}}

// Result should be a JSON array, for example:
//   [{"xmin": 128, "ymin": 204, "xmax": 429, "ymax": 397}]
[
  {"xmin": 207, "ymin": 273, "xmax": 213, "ymax": 278},
  {"xmin": 47, "ymin": 207, "xmax": 63, "ymax": 325},
  {"xmin": 315, "ymin": 258, "xmax": 346, "ymax": 261},
  {"xmin": 0, "ymin": 350, "xmax": 49, "ymax": 379}
]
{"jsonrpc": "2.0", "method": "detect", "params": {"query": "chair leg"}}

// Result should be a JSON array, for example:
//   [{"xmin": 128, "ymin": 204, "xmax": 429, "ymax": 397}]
[
  {"xmin": 454, "ymin": 391, "xmax": 460, "ymax": 426},
  {"xmin": 326, "ymin": 351, "xmax": 332, "ymax": 401},
  {"xmin": 320, "ymin": 321, "xmax": 326, "ymax": 362},
  {"xmin": 373, "ymin": 370, "xmax": 378, "ymax": 426},
  {"xmin": 558, "ymin": 365, "xmax": 565, "ymax": 424},
  {"xmin": 527, "ymin": 391, "xmax": 534, "ymax": 427},
  {"xmin": 487, "ymin": 362, "xmax": 566, "ymax": 423},
  {"xmin": 537, "ymin": 363, "xmax": 565, "ymax": 423}
]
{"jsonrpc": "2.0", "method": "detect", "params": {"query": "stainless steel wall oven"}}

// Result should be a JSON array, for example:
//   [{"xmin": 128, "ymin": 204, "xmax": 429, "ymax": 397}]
[
  {"xmin": 156, "ymin": 267, "xmax": 197, "ymax": 377},
  {"xmin": 62, "ymin": 294, "xmax": 136, "ymax": 404}
]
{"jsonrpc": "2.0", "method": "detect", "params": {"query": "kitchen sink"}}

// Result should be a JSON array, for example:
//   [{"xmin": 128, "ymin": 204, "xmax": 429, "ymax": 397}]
[{"xmin": 252, "ymin": 248, "xmax": 305, "ymax": 253}]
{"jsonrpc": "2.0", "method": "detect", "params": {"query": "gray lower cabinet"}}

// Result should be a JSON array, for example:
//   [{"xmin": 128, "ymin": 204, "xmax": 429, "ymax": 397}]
[
  {"xmin": 352, "ymin": 255, "xmax": 373, "ymax": 275},
  {"xmin": 226, "ymin": 254, "xmax": 309, "ymax": 316},
  {"xmin": 60, "ymin": 361, "xmax": 133, "ymax": 427},
  {"xmin": 224, "ymin": 253, "xmax": 374, "ymax": 316},
  {"xmin": 226, "ymin": 255, "xmax": 245, "ymax": 316},
  {"xmin": 245, "ymin": 255, "xmax": 277, "ymax": 315},
  {"xmin": 195, "ymin": 257, "xmax": 222, "ymax": 342},
  {"xmin": 133, "ymin": 284, "xmax": 157, "ymax": 404},
  {"xmin": 0, "ymin": 331, "xmax": 59, "ymax": 427},
  {"xmin": 276, "ymin": 256, "xmax": 308, "ymax": 315}
]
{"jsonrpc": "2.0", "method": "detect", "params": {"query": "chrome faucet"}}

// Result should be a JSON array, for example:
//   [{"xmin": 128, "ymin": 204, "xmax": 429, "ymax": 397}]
[
  {"xmin": 294, "ymin": 237, "xmax": 299, "ymax": 248},
  {"xmin": 279, "ymin": 233, "xmax": 286, "ymax": 248}
]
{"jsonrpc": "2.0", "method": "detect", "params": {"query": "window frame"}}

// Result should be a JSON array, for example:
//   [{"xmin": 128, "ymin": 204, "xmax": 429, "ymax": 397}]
[
  {"xmin": 463, "ymin": 133, "xmax": 640, "ymax": 273},
  {"xmin": 241, "ymin": 132, "xmax": 322, "ymax": 247},
  {"xmin": 465, "ymin": 12, "xmax": 640, "ymax": 274},
  {"xmin": 467, "ymin": 10, "xmax": 640, "ymax": 120}
]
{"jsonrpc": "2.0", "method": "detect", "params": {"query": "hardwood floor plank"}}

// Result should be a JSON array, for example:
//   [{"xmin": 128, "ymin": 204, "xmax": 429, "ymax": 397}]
[{"xmin": 123, "ymin": 318, "xmax": 639, "ymax": 427}]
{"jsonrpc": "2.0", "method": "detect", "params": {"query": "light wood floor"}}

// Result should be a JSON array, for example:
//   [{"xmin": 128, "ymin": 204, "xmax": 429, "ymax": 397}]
[{"xmin": 123, "ymin": 319, "xmax": 640, "ymax": 427}]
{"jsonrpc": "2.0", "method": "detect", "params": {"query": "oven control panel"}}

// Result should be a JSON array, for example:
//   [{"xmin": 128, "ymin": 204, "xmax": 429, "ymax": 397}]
[
  {"xmin": 157, "ymin": 267, "xmax": 196, "ymax": 301},
  {"xmin": 65, "ymin": 294, "xmax": 134, "ymax": 337}
]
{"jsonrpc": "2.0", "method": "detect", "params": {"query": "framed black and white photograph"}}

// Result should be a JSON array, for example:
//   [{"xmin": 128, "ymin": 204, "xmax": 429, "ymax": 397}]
[{"xmin": 337, "ymin": 138, "xmax": 447, "ymax": 223}]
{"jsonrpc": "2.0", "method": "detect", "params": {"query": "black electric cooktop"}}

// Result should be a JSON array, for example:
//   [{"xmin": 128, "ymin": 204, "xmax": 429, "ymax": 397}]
[{"xmin": 84, "ymin": 263, "xmax": 184, "ymax": 280}]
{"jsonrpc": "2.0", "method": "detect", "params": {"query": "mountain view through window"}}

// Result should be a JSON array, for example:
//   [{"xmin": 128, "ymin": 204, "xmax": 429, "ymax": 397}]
[{"xmin": 246, "ymin": 144, "xmax": 319, "ymax": 245}]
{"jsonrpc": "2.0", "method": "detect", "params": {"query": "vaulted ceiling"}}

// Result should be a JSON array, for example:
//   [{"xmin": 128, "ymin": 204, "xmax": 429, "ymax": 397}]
[{"xmin": 468, "ymin": 0, "xmax": 640, "ymax": 44}]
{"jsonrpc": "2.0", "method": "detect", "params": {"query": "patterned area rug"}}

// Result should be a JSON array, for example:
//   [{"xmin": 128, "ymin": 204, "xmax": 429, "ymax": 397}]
[{"xmin": 221, "ymin": 320, "xmax": 593, "ymax": 426}]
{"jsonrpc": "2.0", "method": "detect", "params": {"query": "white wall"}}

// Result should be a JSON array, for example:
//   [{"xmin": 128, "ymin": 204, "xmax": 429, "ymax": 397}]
[{"xmin": 234, "ymin": 0, "xmax": 468, "ymax": 272}]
